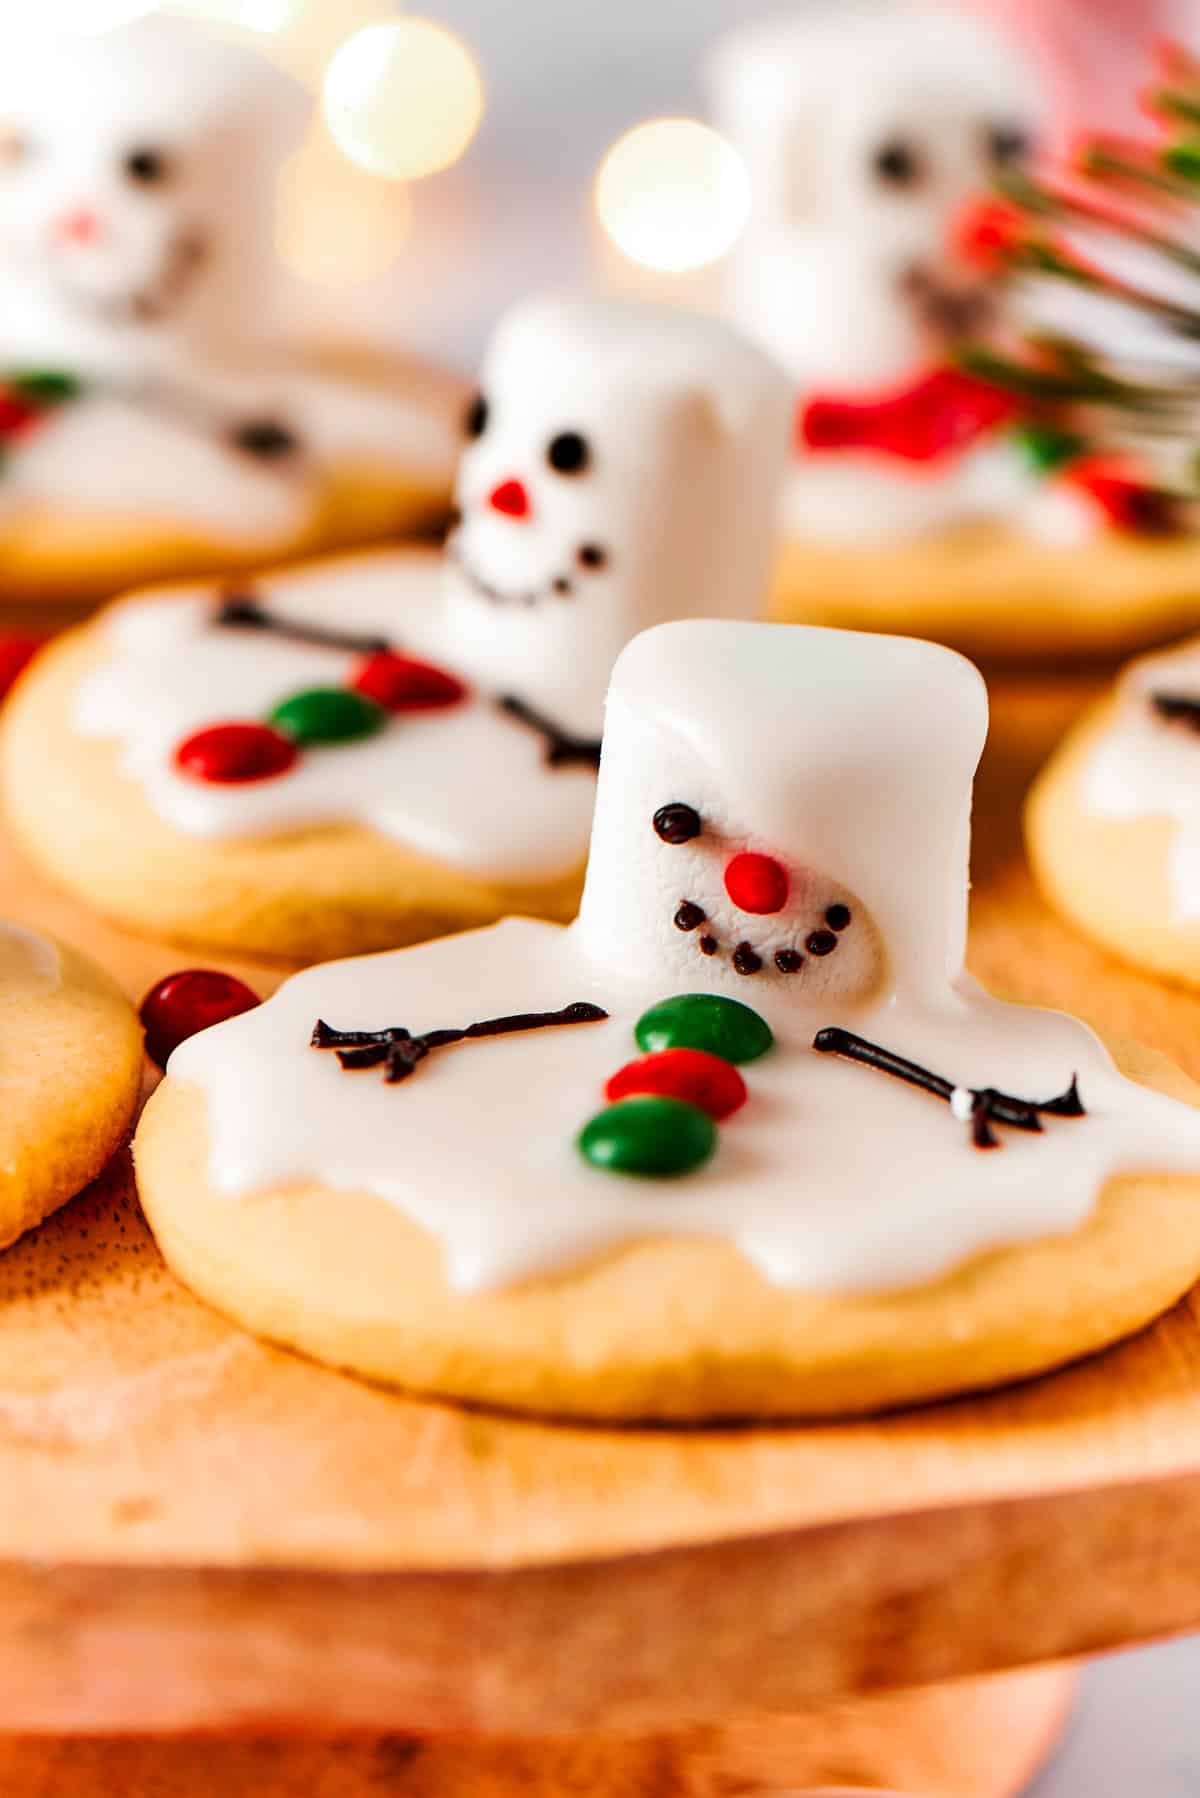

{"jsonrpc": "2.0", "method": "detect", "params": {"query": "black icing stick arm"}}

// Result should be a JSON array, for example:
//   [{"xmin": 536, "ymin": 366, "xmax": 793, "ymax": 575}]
[
  {"xmin": 497, "ymin": 694, "xmax": 603, "ymax": 770},
  {"xmin": 215, "ymin": 592, "xmax": 391, "ymax": 657},
  {"xmin": 812, "ymin": 1026, "xmax": 1085, "ymax": 1150},
  {"xmin": 313, "ymin": 1001, "xmax": 609, "ymax": 1085}
]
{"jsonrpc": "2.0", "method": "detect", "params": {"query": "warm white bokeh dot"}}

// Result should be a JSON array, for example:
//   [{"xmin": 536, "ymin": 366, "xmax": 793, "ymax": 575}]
[
  {"xmin": 595, "ymin": 118, "xmax": 751, "ymax": 273},
  {"xmin": 321, "ymin": 17, "xmax": 484, "ymax": 181},
  {"xmin": 34, "ymin": 0, "xmax": 156, "ymax": 29},
  {"xmin": 276, "ymin": 118, "xmax": 413, "ymax": 284}
]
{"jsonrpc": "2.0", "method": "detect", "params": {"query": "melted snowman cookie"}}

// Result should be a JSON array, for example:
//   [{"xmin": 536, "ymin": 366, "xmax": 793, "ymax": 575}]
[
  {"xmin": 1030, "ymin": 635, "xmax": 1200, "ymax": 986},
  {"xmin": 134, "ymin": 621, "xmax": 1200, "ymax": 1420},
  {"xmin": 709, "ymin": 9, "xmax": 1200, "ymax": 658},
  {"xmin": 0, "ymin": 921, "xmax": 142, "ymax": 1247},
  {"xmin": 0, "ymin": 19, "xmax": 461, "ymax": 606},
  {"xmin": 3, "ymin": 293, "xmax": 791, "ymax": 959}
]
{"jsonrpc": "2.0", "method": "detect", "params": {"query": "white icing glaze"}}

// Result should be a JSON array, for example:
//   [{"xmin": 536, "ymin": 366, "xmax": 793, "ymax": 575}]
[
  {"xmin": 168, "ymin": 622, "xmax": 1200, "ymax": 1295},
  {"xmin": 74, "ymin": 296, "xmax": 791, "ymax": 876},
  {"xmin": 707, "ymin": 4, "xmax": 1098, "ymax": 546},
  {"xmin": 0, "ymin": 921, "xmax": 59, "ymax": 991},
  {"xmin": 0, "ymin": 19, "xmax": 458, "ymax": 536},
  {"xmin": 1082, "ymin": 637, "xmax": 1200, "ymax": 918}
]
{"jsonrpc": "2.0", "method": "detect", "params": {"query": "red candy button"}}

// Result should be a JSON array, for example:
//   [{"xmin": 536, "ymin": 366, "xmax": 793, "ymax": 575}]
[
  {"xmin": 175, "ymin": 721, "xmax": 298, "ymax": 784},
  {"xmin": 0, "ymin": 633, "xmax": 43, "ymax": 701},
  {"xmin": 605, "ymin": 1048, "xmax": 748, "ymax": 1121},
  {"xmin": 351, "ymin": 651, "xmax": 467, "ymax": 712},
  {"xmin": 724, "ymin": 851, "xmax": 790, "ymax": 915},
  {"xmin": 140, "ymin": 969, "xmax": 261, "ymax": 1069}
]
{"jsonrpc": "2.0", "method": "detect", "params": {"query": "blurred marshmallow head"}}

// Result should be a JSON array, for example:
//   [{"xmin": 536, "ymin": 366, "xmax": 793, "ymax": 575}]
[
  {"xmin": 444, "ymin": 294, "xmax": 792, "ymax": 736},
  {"xmin": 709, "ymin": 1, "xmax": 1045, "ymax": 389},
  {"xmin": 0, "ymin": 17, "xmax": 303, "ymax": 379}
]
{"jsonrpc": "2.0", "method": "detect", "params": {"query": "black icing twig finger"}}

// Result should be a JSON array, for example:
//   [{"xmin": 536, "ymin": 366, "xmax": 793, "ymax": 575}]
[
  {"xmin": 497, "ymin": 695, "xmax": 603, "ymax": 770},
  {"xmin": 216, "ymin": 593, "xmax": 390, "ymax": 657},
  {"xmin": 312, "ymin": 1002, "xmax": 609, "ymax": 1084},
  {"xmin": 812, "ymin": 1026, "xmax": 1084, "ymax": 1150}
]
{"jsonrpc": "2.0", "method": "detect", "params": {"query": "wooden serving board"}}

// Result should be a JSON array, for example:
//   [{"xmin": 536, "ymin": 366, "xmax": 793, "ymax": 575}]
[{"xmin": 0, "ymin": 666, "xmax": 1198, "ymax": 1769}]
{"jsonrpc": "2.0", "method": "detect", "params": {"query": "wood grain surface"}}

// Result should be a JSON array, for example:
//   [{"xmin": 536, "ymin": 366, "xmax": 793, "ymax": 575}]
[{"xmin": 0, "ymin": 665, "xmax": 1196, "ymax": 1766}]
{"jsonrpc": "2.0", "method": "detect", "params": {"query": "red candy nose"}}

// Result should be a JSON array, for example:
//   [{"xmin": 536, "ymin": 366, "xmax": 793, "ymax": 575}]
[
  {"xmin": 949, "ymin": 196, "xmax": 1023, "ymax": 272},
  {"xmin": 53, "ymin": 206, "xmax": 102, "ymax": 246},
  {"xmin": 488, "ymin": 478, "xmax": 531, "ymax": 519},
  {"xmin": 724, "ymin": 852, "xmax": 789, "ymax": 915}
]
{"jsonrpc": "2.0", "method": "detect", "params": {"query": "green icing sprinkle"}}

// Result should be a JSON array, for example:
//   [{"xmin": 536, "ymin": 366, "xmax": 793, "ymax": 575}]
[
  {"xmin": 578, "ymin": 1096, "xmax": 716, "ymax": 1178},
  {"xmin": 634, "ymin": 993, "xmax": 774, "ymax": 1066},
  {"xmin": 11, "ymin": 370, "xmax": 82, "ymax": 404},
  {"xmin": 269, "ymin": 687, "xmax": 387, "ymax": 747},
  {"xmin": 1011, "ymin": 422, "xmax": 1087, "ymax": 475}
]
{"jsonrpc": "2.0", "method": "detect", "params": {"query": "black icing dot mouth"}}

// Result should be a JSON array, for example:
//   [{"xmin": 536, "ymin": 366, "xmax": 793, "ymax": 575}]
[
  {"xmin": 674, "ymin": 897, "xmax": 854, "ymax": 977},
  {"xmin": 447, "ymin": 539, "xmax": 577, "ymax": 609}
]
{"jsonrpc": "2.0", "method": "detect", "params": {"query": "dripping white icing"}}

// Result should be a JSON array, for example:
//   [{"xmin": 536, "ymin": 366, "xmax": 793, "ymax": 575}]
[
  {"xmin": 167, "ymin": 622, "xmax": 1200, "ymax": 1295},
  {"xmin": 1082, "ymin": 637, "xmax": 1200, "ymax": 918}
]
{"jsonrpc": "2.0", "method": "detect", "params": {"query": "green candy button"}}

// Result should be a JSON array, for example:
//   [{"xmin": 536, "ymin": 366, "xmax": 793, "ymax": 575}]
[
  {"xmin": 269, "ymin": 687, "xmax": 386, "ymax": 746},
  {"xmin": 578, "ymin": 1096, "xmax": 716, "ymax": 1178},
  {"xmin": 635, "ymin": 993, "xmax": 773, "ymax": 1065}
]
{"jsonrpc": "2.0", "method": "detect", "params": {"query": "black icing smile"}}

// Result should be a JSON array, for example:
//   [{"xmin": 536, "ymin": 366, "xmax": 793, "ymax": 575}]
[
  {"xmin": 673, "ymin": 898, "xmax": 853, "ymax": 977},
  {"xmin": 58, "ymin": 224, "xmax": 211, "ymax": 328},
  {"xmin": 446, "ymin": 533, "xmax": 607, "ymax": 609}
]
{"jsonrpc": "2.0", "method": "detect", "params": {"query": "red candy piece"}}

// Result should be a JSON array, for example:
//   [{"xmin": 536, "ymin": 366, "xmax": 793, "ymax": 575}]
[
  {"xmin": 724, "ymin": 851, "xmax": 790, "ymax": 916},
  {"xmin": 140, "ymin": 969, "xmax": 261, "ymax": 1069},
  {"xmin": 0, "ymin": 388, "xmax": 41, "ymax": 440},
  {"xmin": 1066, "ymin": 455, "xmax": 1176, "ymax": 534},
  {"xmin": 606, "ymin": 1049, "xmax": 748, "ymax": 1121},
  {"xmin": 352, "ymin": 651, "xmax": 467, "ymax": 712},
  {"xmin": 175, "ymin": 721, "xmax": 298, "ymax": 784},
  {"xmin": 0, "ymin": 633, "xmax": 43, "ymax": 701},
  {"xmin": 949, "ymin": 196, "xmax": 1025, "ymax": 273},
  {"xmin": 800, "ymin": 367, "xmax": 1021, "ymax": 464}
]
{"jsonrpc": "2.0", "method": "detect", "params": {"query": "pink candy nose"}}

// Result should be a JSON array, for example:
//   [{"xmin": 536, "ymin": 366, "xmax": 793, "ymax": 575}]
[
  {"xmin": 488, "ymin": 478, "xmax": 531, "ymax": 519},
  {"xmin": 53, "ymin": 206, "xmax": 102, "ymax": 247},
  {"xmin": 724, "ymin": 852, "xmax": 789, "ymax": 915}
]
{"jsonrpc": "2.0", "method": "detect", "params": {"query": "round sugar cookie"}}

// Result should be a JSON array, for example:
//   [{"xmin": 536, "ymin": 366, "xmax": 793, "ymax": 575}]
[
  {"xmin": 132, "ymin": 622, "xmax": 1200, "ymax": 1422},
  {"xmin": 1028, "ymin": 638, "xmax": 1200, "ymax": 987},
  {"xmin": 0, "ymin": 923, "xmax": 142, "ymax": 1247},
  {"xmin": 135, "ymin": 1036, "xmax": 1200, "ymax": 1422},
  {"xmin": 770, "ymin": 524, "xmax": 1200, "ymax": 663},
  {"xmin": 2, "ymin": 295, "xmax": 790, "ymax": 961}
]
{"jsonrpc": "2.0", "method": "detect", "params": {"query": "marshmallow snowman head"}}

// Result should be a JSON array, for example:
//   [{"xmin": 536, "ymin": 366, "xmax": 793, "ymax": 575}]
[
  {"xmin": 0, "ymin": 19, "xmax": 301, "ymax": 379},
  {"xmin": 576, "ymin": 621, "xmax": 988, "ymax": 1007},
  {"xmin": 709, "ymin": 2, "xmax": 1044, "ymax": 387},
  {"xmin": 443, "ymin": 293, "xmax": 792, "ymax": 736}
]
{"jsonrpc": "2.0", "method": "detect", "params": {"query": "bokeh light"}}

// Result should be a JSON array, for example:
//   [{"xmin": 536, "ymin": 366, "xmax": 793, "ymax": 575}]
[
  {"xmin": 35, "ymin": 0, "xmax": 157, "ymax": 29},
  {"xmin": 595, "ymin": 118, "xmax": 751, "ymax": 274},
  {"xmin": 321, "ymin": 17, "xmax": 484, "ymax": 181},
  {"xmin": 276, "ymin": 117, "xmax": 413, "ymax": 285}
]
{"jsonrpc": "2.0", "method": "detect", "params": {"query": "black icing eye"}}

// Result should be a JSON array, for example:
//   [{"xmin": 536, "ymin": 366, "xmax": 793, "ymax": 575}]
[
  {"xmin": 653, "ymin": 802, "xmax": 702, "ymax": 845},
  {"xmin": 988, "ymin": 123, "xmax": 1031, "ymax": 166},
  {"xmin": 577, "ymin": 542, "xmax": 607, "ymax": 571},
  {"xmin": 873, "ymin": 138, "xmax": 923, "ymax": 188},
  {"xmin": 547, "ymin": 431, "xmax": 589, "ymax": 475},
  {"xmin": 465, "ymin": 391, "xmax": 488, "ymax": 439},
  {"xmin": 125, "ymin": 146, "xmax": 171, "ymax": 186}
]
